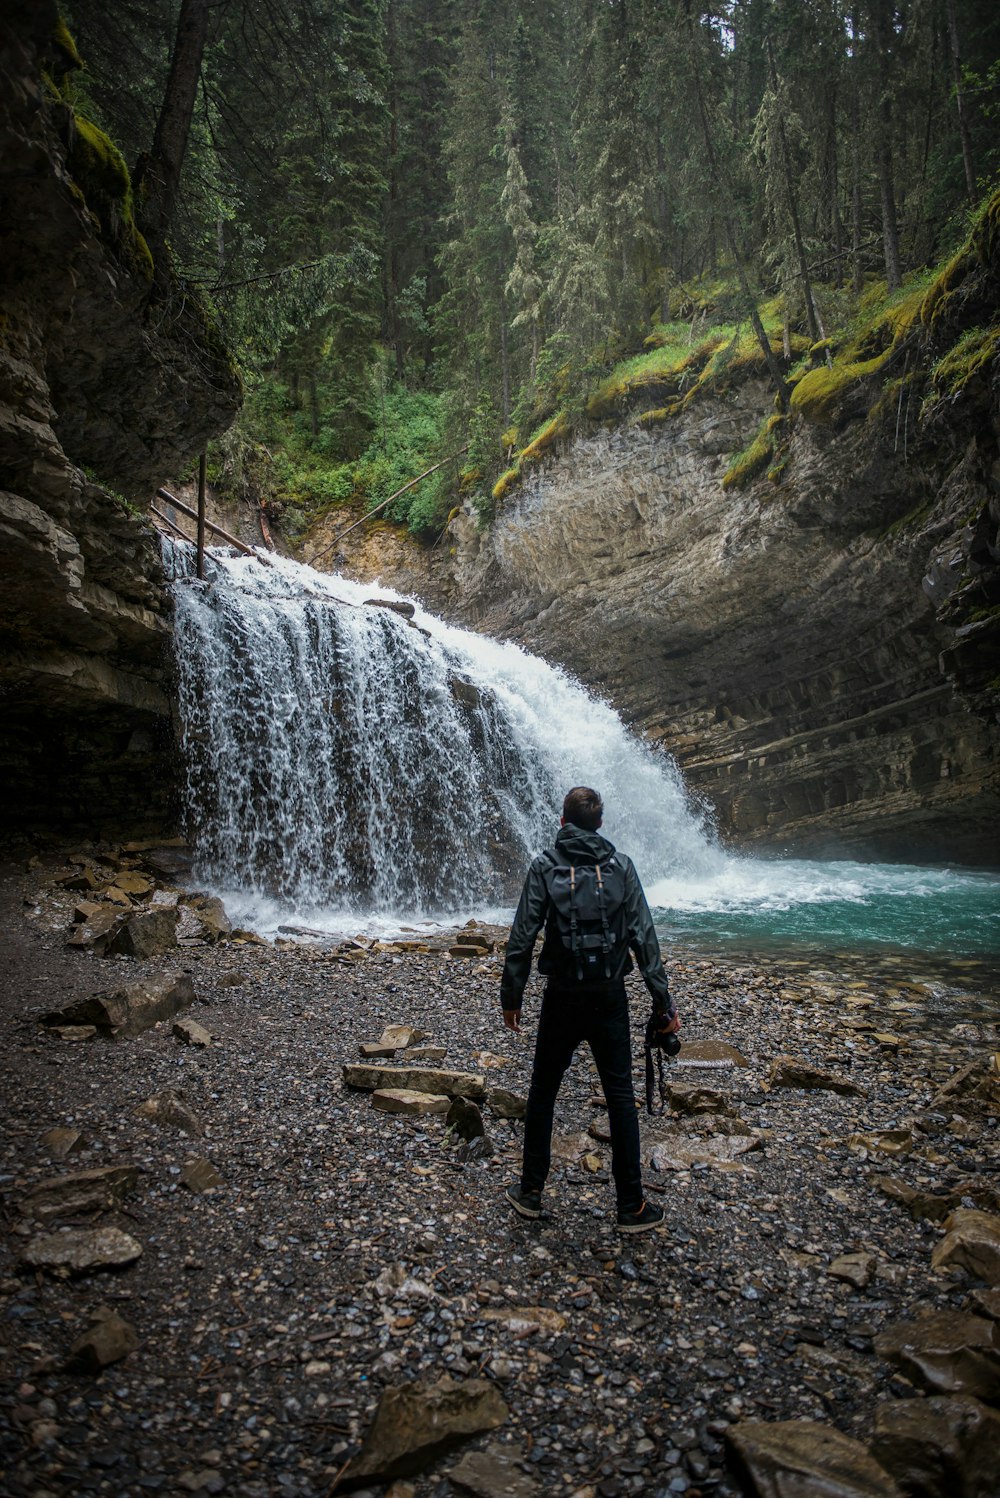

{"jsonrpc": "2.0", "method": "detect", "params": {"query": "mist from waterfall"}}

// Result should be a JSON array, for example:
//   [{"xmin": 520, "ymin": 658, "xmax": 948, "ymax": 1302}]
[{"xmin": 168, "ymin": 544, "xmax": 724, "ymax": 926}]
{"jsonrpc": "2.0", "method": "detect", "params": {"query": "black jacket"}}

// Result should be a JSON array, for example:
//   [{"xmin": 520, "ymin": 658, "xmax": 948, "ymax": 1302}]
[{"xmin": 499, "ymin": 823, "xmax": 674, "ymax": 1017}]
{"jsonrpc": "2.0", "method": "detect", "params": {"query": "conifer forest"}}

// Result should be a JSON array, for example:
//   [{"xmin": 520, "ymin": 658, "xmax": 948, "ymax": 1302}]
[{"xmin": 63, "ymin": 0, "xmax": 1000, "ymax": 535}]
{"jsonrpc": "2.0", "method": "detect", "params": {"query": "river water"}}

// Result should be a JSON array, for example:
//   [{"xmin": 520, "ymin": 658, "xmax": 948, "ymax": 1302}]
[{"xmin": 167, "ymin": 545, "xmax": 999, "ymax": 979}]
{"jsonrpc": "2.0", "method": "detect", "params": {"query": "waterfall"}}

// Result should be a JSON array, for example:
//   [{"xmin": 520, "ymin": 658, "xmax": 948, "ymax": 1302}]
[{"xmin": 168, "ymin": 544, "xmax": 724, "ymax": 924}]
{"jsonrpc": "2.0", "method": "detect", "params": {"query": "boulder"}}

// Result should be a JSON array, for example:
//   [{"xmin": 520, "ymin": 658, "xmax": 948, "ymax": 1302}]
[
  {"xmin": 180, "ymin": 1158, "xmax": 223, "ymax": 1193},
  {"xmin": 380, "ymin": 1024, "xmax": 428, "ymax": 1049},
  {"xmin": 22, "ymin": 1166, "xmax": 139, "ymax": 1222},
  {"xmin": 343, "ymin": 1063, "xmax": 486, "ymax": 1100},
  {"xmin": 932, "ymin": 1208, "xmax": 1000, "ymax": 1285},
  {"xmin": 875, "ymin": 1311, "xmax": 1000, "ymax": 1400},
  {"xmin": 105, "ymin": 907, "xmax": 179, "ymax": 959},
  {"xmin": 19, "ymin": 1227, "xmax": 143, "ymax": 1275},
  {"xmin": 66, "ymin": 1307, "xmax": 138, "ymax": 1372},
  {"xmin": 446, "ymin": 1442, "xmax": 539, "ymax": 1498},
  {"xmin": 372, "ymin": 1089, "xmax": 451, "ymax": 1116},
  {"xmin": 73, "ymin": 899, "xmax": 103, "ymax": 923},
  {"xmin": 446, "ymin": 1097, "xmax": 485, "ymax": 1141},
  {"xmin": 969, "ymin": 1288, "xmax": 1000, "ymax": 1322},
  {"xmin": 185, "ymin": 895, "xmax": 231, "ymax": 942},
  {"xmin": 339, "ymin": 1375, "xmax": 508, "ymax": 1490},
  {"xmin": 768, "ymin": 1057, "xmax": 863, "ymax": 1095},
  {"xmin": 828, "ymin": 1253, "xmax": 877, "ymax": 1290},
  {"xmin": 726, "ymin": 1419, "xmax": 902, "ymax": 1498},
  {"xmin": 42, "ymin": 973, "xmax": 195, "ymax": 1038},
  {"xmin": 488, "ymin": 1088, "xmax": 527, "ymax": 1121},
  {"xmin": 134, "ymin": 1089, "xmax": 204, "ymax": 1136},
  {"xmin": 872, "ymin": 1395, "xmax": 1000, "ymax": 1498},
  {"xmin": 173, "ymin": 1017, "xmax": 212, "ymax": 1048}
]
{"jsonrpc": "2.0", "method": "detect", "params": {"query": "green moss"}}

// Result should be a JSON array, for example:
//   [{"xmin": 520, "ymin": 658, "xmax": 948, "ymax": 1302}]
[
  {"xmin": 722, "ymin": 413, "xmax": 786, "ymax": 490},
  {"xmin": 492, "ymin": 465, "xmax": 522, "ymax": 503},
  {"xmin": 930, "ymin": 324, "xmax": 1000, "ymax": 395},
  {"xmin": 790, "ymin": 354, "xmax": 890, "ymax": 423},
  {"xmin": 67, "ymin": 114, "xmax": 154, "ymax": 282}
]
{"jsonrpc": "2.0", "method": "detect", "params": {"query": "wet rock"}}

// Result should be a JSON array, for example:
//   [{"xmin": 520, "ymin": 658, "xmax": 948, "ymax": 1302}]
[
  {"xmin": 105, "ymin": 907, "xmax": 179, "ymax": 959},
  {"xmin": 446, "ymin": 1441, "xmax": 539, "ymax": 1498},
  {"xmin": 57, "ymin": 865, "xmax": 102, "ymax": 891},
  {"xmin": 447, "ymin": 1096, "xmax": 485, "ymax": 1141},
  {"xmin": 871, "ymin": 1395, "xmax": 1000, "ymax": 1498},
  {"xmin": 931, "ymin": 1208, "xmax": 1000, "ymax": 1285},
  {"xmin": 372, "ymin": 1089, "xmax": 451, "ymax": 1117},
  {"xmin": 173, "ymin": 1016, "xmax": 213, "ymax": 1047},
  {"xmin": 875, "ymin": 1311, "xmax": 1000, "ymax": 1400},
  {"xmin": 107, "ymin": 870, "xmax": 152, "ymax": 898},
  {"xmin": 450, "ymin": 944, "xmax": 487, "ymax": 958},
  {"xmin": 725, "ymin": 1419, "xmax": 902, "ymax": 1497},
  {"xmin": 340, "ymin": 1375, "xmax": 508, "ymax": 1489},
  {"xmin": 20, "ymin": 1227, "xmax": 143, "ymax": 1275},
  {"xmin": 828, "ymin": 1253, "xmax": 877, "ymax": 1290},
  {"xmin": 40, "ymin": 1127, "xmax": 85, "ymax": 1159},
  {"xmin": 42, "ymin": 972, "xmax": 196, "ymax": 1038},
  {"xmin": 930, "ymin": 1062, "xmax": 1000, "ymax": 1119},
  {"xmin": 768, "ymin": 1057, "xmax": 863, "ymax": 1095},
  {"xmin": 180, "ymin": 1158, "xmax": 224, "ymax": 1193},
  {"xmin": 134, "ymin": 1089, "xmax": 205, "ymax": 1136},
  {"xmin": 73, "ymin": 899, "xmax": 104, "ymax": 923},
  {"xmin": 488, "ymin": 1087, "xmax": 527, "ymax": 1120},
  {"xmin": 343, "ymin": 1063, "xmax": 486, "ymax": 1099},
  {"xmin": 969, "ymin": 1288, "xmax": 1000, "ymax": 1321},
  {"xmin": 22, "ymin": 1165, "xmax": 140, "ymax": 1221},
  {"xmin": 184, "ymin": 894, "xmax": 231, "ymax": 942},
  {"xmin": 458, "ymin": 1134, "xmax": 495, "ymax": 1162},
  {"xmin": 66, "ymin": 1307, "xmax": 138, "ymax": 1372}
]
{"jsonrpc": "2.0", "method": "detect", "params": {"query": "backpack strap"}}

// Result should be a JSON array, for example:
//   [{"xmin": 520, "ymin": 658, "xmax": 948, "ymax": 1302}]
[
  {"xmin": 568, "ymin": 864, "xmax": 582, "ymax": 981},
  {"xmin": 594, "ymin": 862, "xmax": 612, "ymax": 980}
]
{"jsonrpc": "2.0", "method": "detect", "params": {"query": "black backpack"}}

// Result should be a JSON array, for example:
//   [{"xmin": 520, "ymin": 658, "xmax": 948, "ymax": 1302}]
[{"xmin": 541, "ymin": 850, "xmax": 628, "ymax": 981}]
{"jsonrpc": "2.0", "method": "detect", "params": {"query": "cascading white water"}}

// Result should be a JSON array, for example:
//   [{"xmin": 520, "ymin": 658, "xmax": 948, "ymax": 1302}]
[{"xmin": 168, "ymin": 543, "xmax": 725, "ymax": 926}]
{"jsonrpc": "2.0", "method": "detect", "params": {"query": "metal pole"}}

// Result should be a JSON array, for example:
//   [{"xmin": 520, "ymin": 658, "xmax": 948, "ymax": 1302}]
[{"xmin": 196, "ymin": 451, "xmax": 207, "ymax": 580}]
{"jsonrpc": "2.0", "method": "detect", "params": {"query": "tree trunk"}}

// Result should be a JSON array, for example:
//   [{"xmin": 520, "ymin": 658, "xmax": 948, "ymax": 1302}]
[
  {"xmin": 945, "ymin": 0, "xmax": 976, "ymax": 202},
  {"xmin": 870, "ymin": 0, "xmax": 902, "ymax": 291},
  {"xmin": 850, "ymin": 6, "xmax": 864, "ymax": 294},
  {"xmin": 136, "ymin": 0, "xmax": 211, "ymax": 262},
  {"xmin": 766, "ymin": 39, "xmax": 823, "ymax": 344},
  {"xmin": 309, "ymin": 373, "xmax": 319, "ymax": 439}
]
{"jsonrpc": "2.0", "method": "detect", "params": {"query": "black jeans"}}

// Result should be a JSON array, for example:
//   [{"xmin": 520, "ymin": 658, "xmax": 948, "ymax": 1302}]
[{"xmin": 521, "ymin": 980, "xmax": 643, "ymax": 1212}]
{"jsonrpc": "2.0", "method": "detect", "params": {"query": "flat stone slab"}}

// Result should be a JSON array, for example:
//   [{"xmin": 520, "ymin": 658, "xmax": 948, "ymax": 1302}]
[
  {"xmin": 875, "ymin": 1311, "xmax": 1000, "ymax": 1401},
  {"xmin": 42, "ymin": 973, "xmax": 195, "ymax": 1039},
  {"xmin": 343, "ymin": 1063, "xmax": 486, "ymax": 1100},
  {"xmin": 360, "ymin": 1042, "xmax": 400, "ymax": 1058},
  {"xmin": 407, "ymin": 1045, "xmax": 447, "ymax": 1063},
  {"xmin": 679, "ymin": 1039, "xmax": 750, "ymax": 1066},
  {"xmin": 874, "ymin": 1174, "xmax": 1000, "ymax": 1223},
  {"xmin": 41, "ymin": 1128, "xmax": 85, "ymax": 1159},
  {"xmin": 650, "ymin": 1132, "xmax": 762, "ymax": 1172},
  {"xmin": 22, "ymin": 1165, "xmax": 139, "ymax": 1222},
  {"xmin": 768, "ymin": 1056, "xmax": 863, "ymax": 1095},
  {"xmin": 372, "ymin": 1089, "xmax": 451, "ymax": 1116},
  {"xmin": 20, "ymin": 1227, "xmax": 143, "ymax": 1275},
  {"xmin": 828, "ymin": 1252, "xmax": 877, "ymax": 1289},
  {"xmin": 726, "ymin": 1419, "xmax": 903, "ymax": 1498},
  {"xmin": 932, "ymin": 1208, "xmax": 1000, "ymax": 1285},
  {"xmin": 665, "ymin": 1083, "xmax": 738, "ymax": 1117},
  {"xmin": 340, "ymin": 1374, "xmax": 508, "ymax": 1489}
]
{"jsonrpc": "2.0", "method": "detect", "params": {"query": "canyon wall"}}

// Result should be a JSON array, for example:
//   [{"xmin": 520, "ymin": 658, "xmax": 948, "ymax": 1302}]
[{"xmin": 0, "ymin": 3, "xmax": 240, "ymax": 837}]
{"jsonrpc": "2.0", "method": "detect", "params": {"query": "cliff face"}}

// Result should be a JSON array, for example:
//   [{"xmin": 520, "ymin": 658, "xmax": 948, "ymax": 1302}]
[
  {"xmin": 0, "ymin": 3, "xmax": 241, "ymax": 836},
  {"xmin": 320, "ymin": 249, "xmax": 999, "ymax": 867}
]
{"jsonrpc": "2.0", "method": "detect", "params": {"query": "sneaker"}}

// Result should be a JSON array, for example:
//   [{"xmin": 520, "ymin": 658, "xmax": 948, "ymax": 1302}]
[
  {"xmin": 617, "ymin": 1199, "xmax": 665, "ymax": 1233},
  {"xmin": 505, "ymin": 1183, "xmax": 543, "ymax": 1219}
]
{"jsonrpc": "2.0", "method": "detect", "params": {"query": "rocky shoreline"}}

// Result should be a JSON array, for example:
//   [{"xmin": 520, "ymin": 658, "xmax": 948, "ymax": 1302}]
[{"xmin": 1, "ymin": 850, "xmax": 998, "ymax": 1498}]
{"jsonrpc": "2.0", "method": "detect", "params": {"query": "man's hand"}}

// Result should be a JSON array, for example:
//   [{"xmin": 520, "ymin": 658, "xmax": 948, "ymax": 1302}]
[
  {"xmin": 502, "ymin": 1008, "xmax": 521, "ymax": 1033},
  {"xmin": 652, "ymin": 1010, "xmax": 681, "ymax": 1035}
]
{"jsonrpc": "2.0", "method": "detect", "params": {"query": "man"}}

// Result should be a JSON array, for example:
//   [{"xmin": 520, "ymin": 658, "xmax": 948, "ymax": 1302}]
[{"xmin": 500, "ymin": 786, "xmax": 681, "ymax": 1233}]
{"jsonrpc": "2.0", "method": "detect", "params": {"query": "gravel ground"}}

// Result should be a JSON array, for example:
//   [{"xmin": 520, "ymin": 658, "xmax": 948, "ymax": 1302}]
[{"xmin": 1, "ymin": 853, "xmax": 998, "ymax": 1498}]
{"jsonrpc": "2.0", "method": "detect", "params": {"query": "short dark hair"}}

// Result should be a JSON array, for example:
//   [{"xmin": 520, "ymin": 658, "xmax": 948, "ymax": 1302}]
[{"xmin": 562, "ymin": 786, "xmax": 603, "ymax": 831}]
